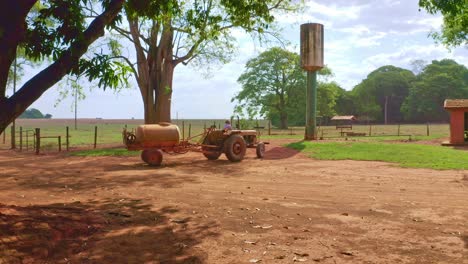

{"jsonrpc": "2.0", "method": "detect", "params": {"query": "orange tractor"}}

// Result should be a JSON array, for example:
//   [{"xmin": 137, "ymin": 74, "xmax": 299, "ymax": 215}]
[{"xmin": 123, "ymin": 122, "xmax": 267, "ymax": 166}]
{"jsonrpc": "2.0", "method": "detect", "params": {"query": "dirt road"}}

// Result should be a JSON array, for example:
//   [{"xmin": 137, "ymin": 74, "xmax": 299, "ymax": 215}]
[{"xmin": 0, "ymin": 140, "xmax": 466, "ymax": 263}]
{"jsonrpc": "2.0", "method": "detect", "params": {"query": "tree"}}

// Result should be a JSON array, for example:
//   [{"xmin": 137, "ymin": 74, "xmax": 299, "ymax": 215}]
[
  {"xmin": 19, "ymin": 108, "xmax": 45, "ymax": 119},
  {"xmin": 352, "ymin": 66, "xmax": 415, "ymax": 123},
  {"xmin": 0, "ymin": 0, "xmax": 125, "ymax": 134},
  {"xmin": 232, "ymin": 47, "xmax": 334, "ymax": 128},
  {"xmin": 419, "ymin": 0, "xmax": 467, "ymax": 47},
  {"xmin": 102, "ymin": 0, "xmax": 297, "ymax": 124},
  {"xmin": 402, "ymin": 59, "xmax": 468, "ymax": 122}
]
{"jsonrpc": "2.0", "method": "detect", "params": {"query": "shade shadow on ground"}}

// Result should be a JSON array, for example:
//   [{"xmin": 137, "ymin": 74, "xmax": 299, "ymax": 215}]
[{"xmin": 0, "ymin": 199, "xmax": 218, "ymax": 263}]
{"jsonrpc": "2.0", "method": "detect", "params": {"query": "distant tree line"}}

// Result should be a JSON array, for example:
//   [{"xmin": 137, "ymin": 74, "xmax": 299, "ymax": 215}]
[
  {"xmin": 19, "ymin": 108, "xmax": 52, "ymax": 119},
  {"xmin": 233, "ymin": 48, "xmax": 468, "ymax": 128}
]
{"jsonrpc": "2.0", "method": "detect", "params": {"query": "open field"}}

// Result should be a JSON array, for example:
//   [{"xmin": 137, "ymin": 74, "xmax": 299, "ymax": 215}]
[
  {"xmin": 0, "ymin": 139, "xmax": 467, "ymax": 263},
  {"xmin": 0, "ymin": 119, "xmax": 450, "ymax": 152}
]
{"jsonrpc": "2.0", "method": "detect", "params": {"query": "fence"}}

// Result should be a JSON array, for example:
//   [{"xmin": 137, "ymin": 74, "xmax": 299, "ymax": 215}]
[{"xmin": 0, "ymin": 120, "xmax": 450, "ymax": 154}]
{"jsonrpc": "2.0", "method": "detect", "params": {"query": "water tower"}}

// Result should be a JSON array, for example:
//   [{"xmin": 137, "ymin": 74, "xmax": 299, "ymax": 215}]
[{"xmin": 300, "ymin": 23, "xmax": 324, "ymax": 140}]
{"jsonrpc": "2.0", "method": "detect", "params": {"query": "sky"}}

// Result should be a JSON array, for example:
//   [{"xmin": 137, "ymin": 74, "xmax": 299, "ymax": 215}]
[{"xmin": 13, "ymin": 0, "xmax": 468, "ymax": 119}]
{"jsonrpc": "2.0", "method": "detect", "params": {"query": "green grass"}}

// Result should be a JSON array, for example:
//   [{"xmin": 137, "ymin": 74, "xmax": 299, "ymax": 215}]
[
  {"xmin": 69, "ymin": 148, "xmax": 140, "ymax": 157},
  {"xmin": 287, "ymin": 141, "xmax": 468, "ymax": 170}
]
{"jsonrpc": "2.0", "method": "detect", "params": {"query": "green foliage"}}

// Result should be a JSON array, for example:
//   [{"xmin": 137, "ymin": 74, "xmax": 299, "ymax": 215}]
[
  {"xmin": 402, "ymin": 59, "xmax": 468, "ymax": 122},
  {"xmin": 352, "ymin": 66, "xmax": 416, "ymax": 122},
  {"xmin": 19, "ymin": 108, "xmax": 50, "ymax": 119},
  {"xmin": 288, "ymin": 141, "xmax": 468, "ymax": 170},
  {"xmin": 23, "ymin": 0, "xmax": 128, "ymax": 90},
  {"xmin": 233, "ymin": 47, "xmax": 337, "ymax": 128},
  {"xmin": 419, "ymin": 0, "xmax": 467, "ymax": 47}
]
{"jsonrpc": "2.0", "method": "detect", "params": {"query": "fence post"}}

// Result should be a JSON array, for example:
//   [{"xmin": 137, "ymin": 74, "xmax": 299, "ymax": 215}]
[
  {"xmin": 11, "ymin": 125, "xmax": 16, "ymax": 149},
  {"xmin": 26, "ymin": 130, "xmax": 29, "ymax": 151},
  {"xmin": 397, "ymin": 124, "xmax": 400, "ymax": 136},
  {"xmin": 268, "ymin": 120, "xmax": 271, "ymax": 136},
  {"xmin": 182, "ymin": 121, "xmax": 185, "ymax": 139},
  {"xmin": 94, "ymin": 126, "xmax": 97, "ymax": 149},
  {"xmin": 426, "ymin": 123, "xmax": 430, "ymax": 136},
  {"xmin": 19, "ymin": 127, "xmax": 23, "ymax": 151},
  {"xmin": 58, "ymin": 136, "xmax": 61, "ymax": 152},
  {"xmin": 188, "ymin": 123, "xmax": 191, "ymax": 138},
  {"xmin": 66, "ymin": 126, "xmax": 69, "ymax": 151},
  {"xmin": 35, "ymin": 128, "xmax": 40, "ymax": 155},
  {"xmin": 369, "ymin": 125, "xmax": 372, "ymax": 136}
]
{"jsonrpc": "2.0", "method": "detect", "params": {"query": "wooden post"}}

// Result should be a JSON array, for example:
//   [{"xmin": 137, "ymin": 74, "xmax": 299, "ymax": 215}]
[
  {"xmin": 426, "ymin": 123, "xmax": 429, "ymax": 136},
  {"xmin": 94, "ymin": 126, "xmax": 97, "ymax": 149},
  {"xmin": 188, "ymin": 123, "xmax": 191, "ymax": 138},
  {"xmin": 66, "ymin": 126, "xmax": 69, "ymax": 151},
  {"xmin": 35, "ymin": 128, "xmax": 40, "ymax": 155},
  {"xmin": 26, "ymin": 130, "xmax": 29, "ymax": 151},
  {"xmin": 58, "ymin": 136, "xmax": 61, "ymax": 152},
  {"xmin": 290, "ymin": 128, "xmax": 293, "ymax": 135},
  {"xmin": 11, "ymin": 125, "xmax": 16, "ymax": 149},
  {"xmin": 397, "ymin": 124, "xmax": 400, "ymax": 136},
  {"xmin": 268, "ymin": 120, "xmax": 271, "ymax": 136},
  {"xmin": 182, "ymin": 121, "xmax": 185, "ymax": 139},
  {"xmin": 369, "ymin": 125, "xmax": 372, "ymax": 136},
  {"xmin": 19, "ymin": 127, "xmax": 23, "ymax": 151}
]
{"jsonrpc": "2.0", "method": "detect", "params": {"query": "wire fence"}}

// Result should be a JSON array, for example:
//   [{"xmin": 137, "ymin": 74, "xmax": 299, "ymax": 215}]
[{"xmin": 0, "ymin": 119, "xmax": 450, "ymax": 153}]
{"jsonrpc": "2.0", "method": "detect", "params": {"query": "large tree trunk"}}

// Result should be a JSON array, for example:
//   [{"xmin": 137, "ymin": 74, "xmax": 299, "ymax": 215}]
[
  {"xmin": 279, "ymin": 112, "xmax": 288, "ymax": 129},
  {"xmin": 0, "ymin": 0, "xmax": 37, "ymax": 101},
  {"xmin": 130, "ymin": 19, "xmax": 174, "ymax": 124},
  {"xmin": 0, "ymin": 0, "xmax": 125, "ymax": 134}
]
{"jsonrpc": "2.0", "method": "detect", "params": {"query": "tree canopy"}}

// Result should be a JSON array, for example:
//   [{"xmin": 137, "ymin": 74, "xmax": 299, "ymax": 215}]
[
  {"xmin": 419, "ymin": 0, "xmax": 467, "ymax": 47},
  {"xmin": 97, "ymin": 0, "xmax": 298, "ymax": 124},
  {"xmin": 352, "ymin": 66, "xmax": 415, "ymax": 123},
  {"xmin": 0, "ymin": 0, "xmax": 126, "ymax": 134},
  {"xmin": 19, "ymin": 108, "xmax": 52, "ymax": 119},
  {"xmin": 402, "ymin": 59, "xmax": 468, "ymax": 122},
  {"xmin": 232, "ymin": 47, "xmax": 336, "ymax": 128}
]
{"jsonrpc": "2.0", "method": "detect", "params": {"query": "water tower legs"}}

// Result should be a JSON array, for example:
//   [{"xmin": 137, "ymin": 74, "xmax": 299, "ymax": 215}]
[{"xmin": 305, "ymin": 71, "xmax": 317, "ymax": 140}]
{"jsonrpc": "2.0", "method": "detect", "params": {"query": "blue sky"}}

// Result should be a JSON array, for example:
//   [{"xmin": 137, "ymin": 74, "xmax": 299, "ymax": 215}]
[{"xmin": 12, "ymin": 0, "xmax": 468, "ymax": 119}]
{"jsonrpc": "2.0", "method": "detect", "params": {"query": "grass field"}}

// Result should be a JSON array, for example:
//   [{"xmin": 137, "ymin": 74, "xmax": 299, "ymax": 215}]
[
  {"xmin": 287, "ymin": 141, "xmax": 468, "ymax": 170},
  {"xmin": 0, "ymin": 118, "xmax": 449, "ymax": 152}
]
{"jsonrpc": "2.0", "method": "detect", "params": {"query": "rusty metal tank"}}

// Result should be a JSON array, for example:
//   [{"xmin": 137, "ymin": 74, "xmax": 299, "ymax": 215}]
[
  {"xmin": 135, "ymin": 122, "xmax": 180, "ymax": 147},
  {"xmin": 300, "ymin": 23, "xmax": 324, "ymax": 71}
]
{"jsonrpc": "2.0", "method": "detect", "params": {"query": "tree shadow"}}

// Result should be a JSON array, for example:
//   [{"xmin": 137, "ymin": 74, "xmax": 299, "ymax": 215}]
[
  {"xmin": 0, "ymin": 199, "xmax": 218, "ymax": 263},
  {"xmin": 0, "ymin": 152, "xmax": 202, "ymax": 192}
]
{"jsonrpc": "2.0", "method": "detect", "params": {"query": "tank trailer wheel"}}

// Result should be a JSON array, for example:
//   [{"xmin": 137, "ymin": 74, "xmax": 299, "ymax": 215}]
[
  {"xmin": 141, "ymin": 149, "xmax": 163, "ymax": 166},
  {"xmin": 256, "ymin": 142, "xmax": 265, "ymax": 158},
  {"xmin": 224, "ymin": 134, "xmax": 246, "ymax": 162},
  {"xmin": 203, "ymin": 151, "xmax": 222, "ymax": 160}
]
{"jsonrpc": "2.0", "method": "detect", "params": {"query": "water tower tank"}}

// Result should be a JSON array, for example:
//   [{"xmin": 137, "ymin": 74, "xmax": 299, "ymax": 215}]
[{"xmin": 300, "ymin": 23, "xmax": 324, "ymax": 71}]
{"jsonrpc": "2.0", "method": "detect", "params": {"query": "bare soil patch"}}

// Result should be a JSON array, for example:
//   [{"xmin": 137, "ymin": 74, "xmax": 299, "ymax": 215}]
[{"xmin": 0, "ymin": 139, "xmax": 466, "ymax": 263}]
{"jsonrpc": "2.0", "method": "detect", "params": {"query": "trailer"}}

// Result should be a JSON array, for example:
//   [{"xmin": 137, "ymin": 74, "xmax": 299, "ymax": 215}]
[{"xmin": 123, "ymin": 122, "xmax": 267, "ymax": 166}]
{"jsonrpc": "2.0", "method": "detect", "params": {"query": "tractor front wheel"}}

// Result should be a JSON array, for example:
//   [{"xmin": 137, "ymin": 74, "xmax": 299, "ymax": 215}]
[
  {"xmin": 141, "ymin": 149, "xmax": 163, "ymax": 166},
  {"xmin": 256, "ymin": 142, "xmax": 265, "ymax": 158},
  {"xmin": 224, "ymin": 134, "xmax": 246, "ymax": 162}
]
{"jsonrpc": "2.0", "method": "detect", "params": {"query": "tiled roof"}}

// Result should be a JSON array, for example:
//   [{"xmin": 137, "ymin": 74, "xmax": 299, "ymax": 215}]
[{"xmin": 444, "ymin": 99, "xmax": 468, "ymax": 108}]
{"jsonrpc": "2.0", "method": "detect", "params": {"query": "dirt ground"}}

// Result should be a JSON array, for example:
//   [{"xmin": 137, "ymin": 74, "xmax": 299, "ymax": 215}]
[{"xmin": 0, "ymin": 139, "xmax": 466, "ymax": 264}]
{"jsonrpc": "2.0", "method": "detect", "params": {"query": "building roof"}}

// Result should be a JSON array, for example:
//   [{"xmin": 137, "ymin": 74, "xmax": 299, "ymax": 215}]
[
  {"xmin": 444, "ymin": 99, "xmax": 468, "ymax": 109},
  {"xmin": 331, "ymin": 115, "xmax": 356, "ymax": 121}
]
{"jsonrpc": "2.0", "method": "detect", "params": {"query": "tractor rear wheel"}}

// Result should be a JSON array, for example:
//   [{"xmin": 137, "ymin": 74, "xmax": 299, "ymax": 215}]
[
  {"xmin": 141, "ymin": 149, "xmax": 163, "ymax": 166},
  {"xmin": 224, "ymin": 134, "xmax": 246, "ymax": 162},
  {"xmin": 256, "ymin": 142, "xmax": 265, "ymax": 158}
]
